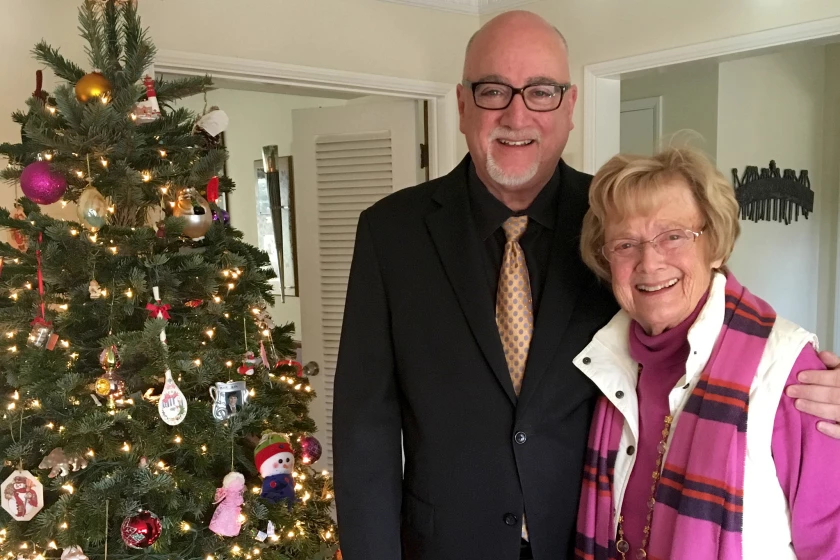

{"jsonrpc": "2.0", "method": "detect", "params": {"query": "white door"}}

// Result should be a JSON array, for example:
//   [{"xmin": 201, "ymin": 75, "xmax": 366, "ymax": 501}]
[
  {"xmin": 620, "ymin": 97, "xmax": 662, "ymax": 156},
  {"xmin": 292, "ymin": 100, "xmax": 420, "ymax": 471}
]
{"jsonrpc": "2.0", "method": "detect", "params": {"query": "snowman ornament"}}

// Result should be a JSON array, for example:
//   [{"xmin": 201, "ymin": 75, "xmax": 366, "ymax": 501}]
[{"xmin": 254, "ymin": 432, "xmax": 296, "ymax": 507}]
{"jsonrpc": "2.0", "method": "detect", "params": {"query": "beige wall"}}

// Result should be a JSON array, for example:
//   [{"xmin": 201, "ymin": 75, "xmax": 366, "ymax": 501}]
[
  {"xmin": 177, "ymin": 88, "xmax": 348, "ymax": 335},
  {"xmin": 620, "ymin": 62, "xmax": 719, "ymax": 158},
  {"xmin": 823, "ymin": 43, "xmax": 840, "ymax": 350},
  {"xmin": 493, "ymin": 0, "xmax": 840, "ymax": 170},
  {"xmin": 0, "ymin": 0, "xmax": 477, "ymax": 212},
  {"xmin": 717, "ymin": 46, "xmax": 826, "ymax": 338}
]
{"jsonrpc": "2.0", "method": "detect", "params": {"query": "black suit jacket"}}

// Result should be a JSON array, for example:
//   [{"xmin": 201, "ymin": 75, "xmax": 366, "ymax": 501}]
[{"xmin": 333, "ymin": 155, "xmax": 618, "ymax": 560}]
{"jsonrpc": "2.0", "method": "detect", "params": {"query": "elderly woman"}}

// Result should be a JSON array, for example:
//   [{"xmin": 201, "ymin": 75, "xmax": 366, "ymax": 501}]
[{"xmin": 573, "ymin": 148, "xmax": 840, "ymax": 560}]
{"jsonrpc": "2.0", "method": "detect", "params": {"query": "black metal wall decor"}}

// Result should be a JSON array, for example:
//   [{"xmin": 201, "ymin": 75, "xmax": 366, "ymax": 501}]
[{"xmin": 732, "ymin": 160, "xmax": 813, "ymax": 225}]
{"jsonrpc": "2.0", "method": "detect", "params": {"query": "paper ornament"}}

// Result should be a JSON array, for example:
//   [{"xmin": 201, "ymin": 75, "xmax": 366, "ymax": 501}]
[
  {"xmin": 1, "ymin": 470, "xmax": 43, "ymax": 521},
  {"xmin": 195, "ymin": 108, "xmax": 229, "ymax": 137}
]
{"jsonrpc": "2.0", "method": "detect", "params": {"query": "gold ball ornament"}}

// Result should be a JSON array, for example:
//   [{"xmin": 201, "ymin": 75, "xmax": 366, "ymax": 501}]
[
  {"xmin": 77, "ymin": 186, "xmax": 109, "ymax": 231},
  {"xmin": 94, "ymin": 369, "xmax": 125, "ymax": 401},
  {"xmin": 173, "ymin": 188, "xmax": 212, "ymax": 240},
  {"xmin": 75, "ymin": 72, "xmax": 112, "ymax": 103},
  {"xmin": 94, "ymin": 377, "xmax": 113, "ymax": 397}
]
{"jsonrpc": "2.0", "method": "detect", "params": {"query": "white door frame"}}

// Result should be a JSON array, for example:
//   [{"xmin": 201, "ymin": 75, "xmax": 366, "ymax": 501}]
[
  {"xmin": 582, "ymin": 16, "xmax": 840, "ymax": 349},
  {"xmin": 154, "ymin": 50, "xmax": 460, "ymax": 179},
  {"xmin": 620, "ymin": 95, "xmax": 663, "ymax": 153}
]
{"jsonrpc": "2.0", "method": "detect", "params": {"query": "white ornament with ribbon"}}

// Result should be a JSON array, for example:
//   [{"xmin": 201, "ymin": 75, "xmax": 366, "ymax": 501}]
[
  {"xmin": 158, "ymin": 367, "xmax": 187, "ymax": 426},
  {"xmin": 153, "ymin": 287, "xmax": 188, "ymax": 425}
]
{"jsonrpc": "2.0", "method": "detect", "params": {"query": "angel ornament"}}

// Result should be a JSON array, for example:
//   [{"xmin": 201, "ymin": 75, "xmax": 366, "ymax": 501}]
[{"xmin": 209, "ymin": 472, "xmax": 246, "ymax": 537}]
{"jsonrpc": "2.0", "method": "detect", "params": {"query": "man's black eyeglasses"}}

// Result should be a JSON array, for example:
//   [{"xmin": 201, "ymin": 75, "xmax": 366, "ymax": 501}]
[{"xmin": 463, "ymin": 80, "xmax": 571, "ymax": 112}]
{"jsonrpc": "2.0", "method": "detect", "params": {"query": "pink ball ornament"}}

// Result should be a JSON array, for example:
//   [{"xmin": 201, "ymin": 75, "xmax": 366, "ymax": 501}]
[
  {"xmin": 300, "ymin": 435, "xmax": 322, "ymax": 465},
  {"xmin": 20, "ymin": 161, "xmax": 67, "ymax": 205}
]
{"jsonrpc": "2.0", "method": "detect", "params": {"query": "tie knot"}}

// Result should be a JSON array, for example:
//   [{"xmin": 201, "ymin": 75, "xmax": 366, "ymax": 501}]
[{"xmin": 502, "ymin": 215, "xmax": 529, "ymax": 242}]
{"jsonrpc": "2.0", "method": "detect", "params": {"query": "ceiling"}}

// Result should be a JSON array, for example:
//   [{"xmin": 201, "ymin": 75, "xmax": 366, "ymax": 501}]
[{"xmin": 379, "ymin": 0, "xmax": 538, "ymax": 15}]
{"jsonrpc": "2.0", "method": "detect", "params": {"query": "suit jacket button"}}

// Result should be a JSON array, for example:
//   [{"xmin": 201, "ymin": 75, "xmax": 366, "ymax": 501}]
[
  {"xmin": 503, "ymin": 513, "xmax": 517, "ymax": 526},
  {"xmin": 514, "ymin": 431, "xmax": 527, "ymax": 445}
]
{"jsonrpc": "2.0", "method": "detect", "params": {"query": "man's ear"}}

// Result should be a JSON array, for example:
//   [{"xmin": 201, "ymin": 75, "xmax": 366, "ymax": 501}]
[{"xmin": 457, "ymin": 83, "xmax": 467, "ymax": 133}]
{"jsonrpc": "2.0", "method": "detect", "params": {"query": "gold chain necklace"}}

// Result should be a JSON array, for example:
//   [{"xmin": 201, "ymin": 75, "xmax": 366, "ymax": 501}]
[{"xmin": 616, "ymin": 412, "xmax": 674, "ymax": 560}]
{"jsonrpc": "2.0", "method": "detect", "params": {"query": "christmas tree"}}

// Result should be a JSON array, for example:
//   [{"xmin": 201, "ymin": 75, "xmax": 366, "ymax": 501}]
[{"xmin": 0, "ymin": 2, "xmax": 338, "ymax": 560}]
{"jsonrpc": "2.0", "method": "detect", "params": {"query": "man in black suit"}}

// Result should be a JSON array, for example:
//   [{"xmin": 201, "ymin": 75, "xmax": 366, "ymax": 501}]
[{"xmin": 333, "ymin": 10, "xmax": 840, "ymax": 560}]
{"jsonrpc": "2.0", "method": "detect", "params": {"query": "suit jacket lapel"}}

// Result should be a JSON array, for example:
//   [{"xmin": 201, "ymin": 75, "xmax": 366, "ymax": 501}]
[
  {"xmin": 516, "ymin": 162, "xmax": 589, "ymax": 413},
  {"xmin": 425, "ymin": 159, "xmax": 517, "ymax": 406}
]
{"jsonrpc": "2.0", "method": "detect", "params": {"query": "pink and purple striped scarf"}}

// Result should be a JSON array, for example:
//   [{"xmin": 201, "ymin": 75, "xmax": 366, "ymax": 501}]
[{"xmin": 575, "ymin": 274, "xmax": 775, "ymax": 560}]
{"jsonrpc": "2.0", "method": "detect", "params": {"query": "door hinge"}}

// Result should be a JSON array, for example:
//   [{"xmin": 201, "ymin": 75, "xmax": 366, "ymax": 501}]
[{"xmin": 419, "ymin": 143, "xmax": 429, "ymax": 169}]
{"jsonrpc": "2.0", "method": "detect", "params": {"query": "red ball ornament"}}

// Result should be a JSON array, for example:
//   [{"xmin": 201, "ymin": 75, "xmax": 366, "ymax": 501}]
[
  {"xmin": 300, "ymin": 435, "xmax": 322, "ymax": 465},
  {"xmin": 120, "ymin": 510, "xmax": 162, "ymax": 549}
]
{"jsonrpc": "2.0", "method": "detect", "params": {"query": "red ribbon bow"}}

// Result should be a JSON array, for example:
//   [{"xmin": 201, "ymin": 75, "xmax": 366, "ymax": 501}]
[
  {"xmin": 30, "ymin": 316, "xmax": 52, "ymax": 329},
  {"xmin": 146, "ymin": 302, "xmax": 171, "ymax": 320},
  {"xmin": 275, "ymin": 359, "xmax": 303, "ymax": 377}
]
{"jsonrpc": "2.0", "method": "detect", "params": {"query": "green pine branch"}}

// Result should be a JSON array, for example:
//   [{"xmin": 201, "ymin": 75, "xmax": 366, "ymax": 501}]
[
  {"xmin": 155, "ymin": 76, "xmax": 214, "ymax": 108},
  {"xmin": 32, "ymin": 41, "xmax": 86, "ymax": 83},
  {"xmin": 120, "ymin": 0, "xmax": 156, "ymax": 83},
  {"xmin": 103, "ymin": 1, "xmax": 123, "ymax": 73},
  {"xmin": 79, "ymin": 1, "xmax": 109, "ymax": 72}
]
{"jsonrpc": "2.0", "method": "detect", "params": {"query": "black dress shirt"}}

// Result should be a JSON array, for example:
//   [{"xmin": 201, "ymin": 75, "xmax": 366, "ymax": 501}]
[{"xmin": 467, "ymin": 163, "xmax": 560, "ymax": 317}]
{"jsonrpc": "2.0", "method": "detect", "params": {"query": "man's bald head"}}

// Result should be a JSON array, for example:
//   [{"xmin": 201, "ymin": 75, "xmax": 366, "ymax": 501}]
[
  {"xmin": 456, "ymin": 9, "xmax": 577, "ymax": 210},
  {"xmin": 463, "ymin": 11, "xmax": 568, "ymax": 78}
]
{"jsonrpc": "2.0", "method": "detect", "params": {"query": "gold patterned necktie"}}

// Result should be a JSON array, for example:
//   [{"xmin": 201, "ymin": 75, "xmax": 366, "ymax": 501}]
[{"xmin": 496, "ymin": 215, "xmax": 534, "ymax": 396}]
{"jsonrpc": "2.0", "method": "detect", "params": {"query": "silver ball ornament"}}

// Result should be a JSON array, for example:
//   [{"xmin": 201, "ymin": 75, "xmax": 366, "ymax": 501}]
[
  {"xmin": 77, "ymin": 186, "xmax": 109, "ymax": 231},
  {"xmin": 173, "ymin": 188, "xmax": 212, "ymax": 240}
]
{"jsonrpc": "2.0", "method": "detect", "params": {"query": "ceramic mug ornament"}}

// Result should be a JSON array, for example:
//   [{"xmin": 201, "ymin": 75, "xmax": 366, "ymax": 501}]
[{"xmin": 209, "ymin": 380, "xmax": 248, "ymax": 421}]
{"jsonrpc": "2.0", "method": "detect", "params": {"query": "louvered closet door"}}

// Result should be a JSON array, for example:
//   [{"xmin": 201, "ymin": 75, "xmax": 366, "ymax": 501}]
[{"xmin": 292, "ymin": 100, "xmax": 419, "ymax": 471}]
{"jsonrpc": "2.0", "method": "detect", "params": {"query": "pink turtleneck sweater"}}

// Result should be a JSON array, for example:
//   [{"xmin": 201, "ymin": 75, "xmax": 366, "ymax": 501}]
[{"xmin": 620, "ymin": 295, "xmax": 840, "ymax": 560}]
